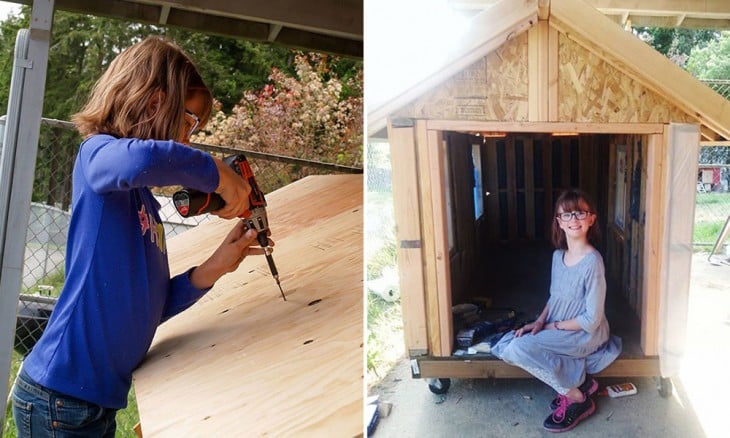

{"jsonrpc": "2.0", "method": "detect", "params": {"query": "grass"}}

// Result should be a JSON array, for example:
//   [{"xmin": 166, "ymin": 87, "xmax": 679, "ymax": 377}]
[
  {"xmin": 365, "ymin": 205, "xmax": 404, "ymax": 388},
  {"xmin": 366, "ymin": 292, "xmax": 404, "ymax": 389},
  {"xmin": 696, "ymin": 192, "xmax": 730, "ymax": 206},
  {"xmin": 24, "ymin": 269, "xmax": 65, "ymax": 296},
  {"xmin": 693, "ymin": 192, "xmax": 730, "ymax": 247},
  {"xmin": 694, "ymin": 221, "xmax": 725, "ymax": 244}
]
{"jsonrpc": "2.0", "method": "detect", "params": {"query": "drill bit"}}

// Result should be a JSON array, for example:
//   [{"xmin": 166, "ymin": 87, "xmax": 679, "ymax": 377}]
[
  {"xmin": 264, "ymin": 247, "xmax": 286, "ymax": 301},
  {"xmin": 245, "ymin": 219, "xmax": 286, "ymax": 301}
]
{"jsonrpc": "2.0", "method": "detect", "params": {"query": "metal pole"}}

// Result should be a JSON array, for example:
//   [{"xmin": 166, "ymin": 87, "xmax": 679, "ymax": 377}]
[{"xmin": 0, "ymin": 1, "xmax": 54, "ymax": 432}]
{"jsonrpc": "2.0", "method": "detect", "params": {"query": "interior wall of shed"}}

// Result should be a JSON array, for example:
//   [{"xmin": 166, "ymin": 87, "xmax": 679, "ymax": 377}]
[{"xmin": 443, "ymin": 131, "xmax": 648, "ymax": 335}]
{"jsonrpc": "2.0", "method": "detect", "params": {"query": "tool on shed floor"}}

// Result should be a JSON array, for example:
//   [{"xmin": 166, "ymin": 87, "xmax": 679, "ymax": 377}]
[{"xmin": 173, "ymin": 154, "xmax": 286, "ymax": 301}]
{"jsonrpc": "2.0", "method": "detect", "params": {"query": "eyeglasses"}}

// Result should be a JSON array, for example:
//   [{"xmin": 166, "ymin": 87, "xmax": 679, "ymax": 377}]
[
  {"xmin": 556, "ymin": 210, "xmax": 592, "ymax": 222},
  {"xmin": 184, "ymin": 110, "xmax": 200, "ymax": 138}
]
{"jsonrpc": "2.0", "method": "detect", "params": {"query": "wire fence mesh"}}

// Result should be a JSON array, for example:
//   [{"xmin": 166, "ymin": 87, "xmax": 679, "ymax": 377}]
[
  {"xmin": 695, "ymin": 81, "xmax": 730, "ymax": 259},
  {"xmin": 8, "ymin": 117, "xmax": 361, "ymax": 357},
  {"xmin": 702, "ymin": 79, "xmax": 730, "ymax": 99},
  {"xmin": 696, "ymin": 145, "xmax": 730, "ymax": 260}
]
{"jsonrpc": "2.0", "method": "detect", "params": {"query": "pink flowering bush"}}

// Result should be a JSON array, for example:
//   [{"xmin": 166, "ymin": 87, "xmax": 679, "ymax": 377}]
[{"xmin": 195, "ymin": 53, "xmax": 363, "ymax": 168}]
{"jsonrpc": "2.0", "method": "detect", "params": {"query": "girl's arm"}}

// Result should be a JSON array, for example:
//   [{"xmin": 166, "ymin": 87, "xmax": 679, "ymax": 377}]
[{"xmin": 82, "ymin": 136, "xmax": 219, "ymax": 194}]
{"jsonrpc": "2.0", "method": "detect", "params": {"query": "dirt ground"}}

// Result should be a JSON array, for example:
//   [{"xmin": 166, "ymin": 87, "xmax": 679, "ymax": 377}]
[{"xmin": 370, "ymin": 252, "xmax": 730, "ymax": 437}]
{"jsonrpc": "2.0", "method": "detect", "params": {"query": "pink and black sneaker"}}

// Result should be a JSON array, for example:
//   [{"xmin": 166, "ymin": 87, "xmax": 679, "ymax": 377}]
[
  {"xmin": 543, "ymin": 394, "xmax": 596, "ymax": 433},
  {"xmin": 549, "ymin": 377, "xmax": 598, "ymax": 410}
]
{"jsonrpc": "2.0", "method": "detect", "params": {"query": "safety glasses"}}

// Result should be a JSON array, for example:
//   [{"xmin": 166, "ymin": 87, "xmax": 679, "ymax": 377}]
[
  {"xmin": 184, "ymin": 110, "xmax": 200, "ymax": 138},
  {"xmin": 556, "ymin": 210, "xmax": 591, "ymax": 222}
]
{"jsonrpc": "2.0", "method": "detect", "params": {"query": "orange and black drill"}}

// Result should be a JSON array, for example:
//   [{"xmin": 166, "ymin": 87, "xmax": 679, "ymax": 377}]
[{"xmin": 172, "ymin": 154, "xmax": 286, "ymax": 301}]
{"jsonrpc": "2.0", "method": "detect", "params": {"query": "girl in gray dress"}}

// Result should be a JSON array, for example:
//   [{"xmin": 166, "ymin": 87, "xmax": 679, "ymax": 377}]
[{"xmin": 491, "ymin": 189, "xmax": 621, "ymax": 433}]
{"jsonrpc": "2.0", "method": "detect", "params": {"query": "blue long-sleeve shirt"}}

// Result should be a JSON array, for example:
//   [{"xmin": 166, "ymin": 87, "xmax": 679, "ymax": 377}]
[{"xmin": 23, "ymin": 134, "xmax": 219, "ymax": 408}]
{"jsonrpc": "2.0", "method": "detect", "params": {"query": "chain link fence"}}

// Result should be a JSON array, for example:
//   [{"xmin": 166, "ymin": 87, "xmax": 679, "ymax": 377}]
[
  {"xmin": 697, "ymin": 145, "xmax": 730, "ymax": 261},
  {"xmin": 6, "ymin": 116, "xmax": 361, "ymax": 358},
  {"xmin": 696, "ymin": 81, "xmax": 730, "ymax": 261}
]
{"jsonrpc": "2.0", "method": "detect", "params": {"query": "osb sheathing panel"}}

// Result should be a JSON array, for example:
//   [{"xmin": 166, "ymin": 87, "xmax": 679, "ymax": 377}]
[
  {"xmin": 557, "ymin": 33, "xmax": 695, "ymax": 124},
  {"xmin": 134, "ymin": 175, "xmax": 363, "ymax": 437},
  {"xmin": 395, "ymin": 32, "xmax": 529, "ymax": 121}
]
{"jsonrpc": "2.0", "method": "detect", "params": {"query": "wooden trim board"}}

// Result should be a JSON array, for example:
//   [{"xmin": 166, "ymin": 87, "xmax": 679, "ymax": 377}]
[
  {"xmin": 426, "ymin": 129, "xmax": 454, "ymax": 355},
  {"xmin": 134, "ymin": 175, "xmax": 363, "ymax": 437},
  {"xmin": 528, "ymin": 20, "xmax": 550, "ymax": 121},
  {"xmin": 416, "ymin": 357, "xmax": 660, "ymax": 379},
  {"xmin": 415, "ymin": 120, "xmax": 444, "ymax": 356},
  {"xmin": 388, "ymin": 124, "xmax": 429, "ymax": 354},
  {"xmin": 426, "ymin": 120, "xmax": 664, "ymax": 134},
  {"xmin": 642, "ymin": 133, "xmax": 664, "ymax": 355}
]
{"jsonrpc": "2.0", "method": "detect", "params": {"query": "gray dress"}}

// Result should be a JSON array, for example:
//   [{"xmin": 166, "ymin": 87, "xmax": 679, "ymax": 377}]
[{"xmin": 491, "ymin": 249, "xmax": 622, "ymax": 394}]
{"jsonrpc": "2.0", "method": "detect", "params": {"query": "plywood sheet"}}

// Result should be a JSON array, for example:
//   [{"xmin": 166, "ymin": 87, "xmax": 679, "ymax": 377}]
[
  {"xmin": 133, "ymin": 175, "xmax": 363, "ymax": 437},
  {"xmin": 394, "ymin": 33, "xmax": 529, "ymax": 122},
  {"xmin": 557, "ymin": 33, "xmax": 695, "ymax": 125}
]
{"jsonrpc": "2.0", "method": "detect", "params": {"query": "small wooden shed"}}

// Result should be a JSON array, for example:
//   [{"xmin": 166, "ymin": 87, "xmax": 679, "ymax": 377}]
[{"xmin": 369, "ymin": 0, "xmax": 730, "ymax": 393}]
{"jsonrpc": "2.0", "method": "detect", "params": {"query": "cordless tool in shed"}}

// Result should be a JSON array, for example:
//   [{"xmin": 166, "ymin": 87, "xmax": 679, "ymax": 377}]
[{"xmin": 172, "ymin": 154, "xmax": 286, "ymax": 301}]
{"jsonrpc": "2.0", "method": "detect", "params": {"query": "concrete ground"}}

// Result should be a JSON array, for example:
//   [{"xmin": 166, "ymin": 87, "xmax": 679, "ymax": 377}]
[{"xmin": 370, "ymin": 253, "xmax": 730, "ymax": 438}]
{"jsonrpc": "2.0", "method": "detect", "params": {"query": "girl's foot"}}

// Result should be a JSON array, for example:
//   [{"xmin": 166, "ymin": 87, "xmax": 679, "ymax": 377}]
[
  {"xmin": 549, "ymin": 377, "xmax": 598, "ymax": 410},
  {"xmin": 543, "ymin": 394, "xmax": 596, "ymax": 433}
]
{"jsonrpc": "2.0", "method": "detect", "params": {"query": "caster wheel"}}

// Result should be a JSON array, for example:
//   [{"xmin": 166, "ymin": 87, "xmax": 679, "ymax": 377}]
[
  {"xmin": 428, "ymin": 378, "xmax": 451, "ymax": 395},
  {"xmin": 657, "ymin": 377, "xmax": 673, "ymax": 398}
]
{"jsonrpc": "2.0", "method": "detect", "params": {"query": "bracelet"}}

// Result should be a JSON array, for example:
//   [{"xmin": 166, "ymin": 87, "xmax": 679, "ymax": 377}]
[{"xmin": 554, "ymin": 321, "xmax": 561, "ymax": 330}]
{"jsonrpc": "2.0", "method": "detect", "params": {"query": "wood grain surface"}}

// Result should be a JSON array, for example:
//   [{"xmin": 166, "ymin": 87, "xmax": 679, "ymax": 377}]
[{"xmin": 134, "ymin": 175, "xmax": 363, "ymax": 437}]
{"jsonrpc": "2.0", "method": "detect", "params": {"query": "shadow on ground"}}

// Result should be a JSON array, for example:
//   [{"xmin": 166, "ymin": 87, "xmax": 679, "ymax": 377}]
[{"xmin": 372, "ymin": 360, "xmax": 703, "ymax": 438}]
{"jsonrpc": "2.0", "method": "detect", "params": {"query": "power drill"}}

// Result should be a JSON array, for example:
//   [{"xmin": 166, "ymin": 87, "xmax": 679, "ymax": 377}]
[{"xmin": 172, "ymin": 154, "xmax": 286, "ymax": 301}]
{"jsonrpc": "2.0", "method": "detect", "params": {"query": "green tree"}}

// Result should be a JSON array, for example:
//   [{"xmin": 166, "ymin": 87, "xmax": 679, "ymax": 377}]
[
  {"xmin": 686, "ymin": 31, "xmax": 730, "ymax": 79},
  {"xmin": 0, "ymin": 8, "xmax": 298, "ymax": 119},
  {"xmin": 635, "ymin": 27, "xmax": 718, "ymax": 68},
  {"xmin": 0, "ymin": 7, "xmax": 28, "ymax": 116},
  {"xmin": 161, "ymin": 29, "xmax": 295, "ymax": 112}
]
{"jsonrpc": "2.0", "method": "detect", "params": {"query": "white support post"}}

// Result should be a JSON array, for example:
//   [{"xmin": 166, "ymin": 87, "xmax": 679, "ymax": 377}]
[{"xmin": 0, "ymin": 0, "xmax": 54, "ymax": 429}]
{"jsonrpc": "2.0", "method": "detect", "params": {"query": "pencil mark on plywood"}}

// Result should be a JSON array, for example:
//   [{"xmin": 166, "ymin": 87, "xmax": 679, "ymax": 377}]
[{"xmin": 312, "ymin": 236, "xmax": 346, "ymax": 251}]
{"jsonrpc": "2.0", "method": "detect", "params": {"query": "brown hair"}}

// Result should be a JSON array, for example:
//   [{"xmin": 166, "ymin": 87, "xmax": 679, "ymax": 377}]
[
  {"xmin": 72, "ymin": 35, "xmax": 212, "ymax": 141},
  {"xmin": 550, "ymin": 189, "xmax": 601, "ymax": 249}
]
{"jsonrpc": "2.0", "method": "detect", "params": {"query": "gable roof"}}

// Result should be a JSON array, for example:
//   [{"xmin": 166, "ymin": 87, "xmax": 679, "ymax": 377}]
[{"xmin": 368, "ymin": 0, "xmax": 730, "ymax": 140}]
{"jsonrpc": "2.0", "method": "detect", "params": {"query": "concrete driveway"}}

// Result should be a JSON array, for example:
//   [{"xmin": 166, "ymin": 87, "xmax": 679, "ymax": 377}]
[{"xmin": 370, "ymin": 253, "xmax": 729, "ymax": 438}]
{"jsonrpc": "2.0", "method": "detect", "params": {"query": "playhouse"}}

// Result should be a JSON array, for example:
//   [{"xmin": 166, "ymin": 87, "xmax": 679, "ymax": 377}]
[{"xmin": 368, "ymin": 0, "xmax": 730, "ymax": 395}]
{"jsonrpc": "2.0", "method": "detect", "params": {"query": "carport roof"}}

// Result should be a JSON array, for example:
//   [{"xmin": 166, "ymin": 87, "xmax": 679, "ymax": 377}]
[
  {"xmin": 451, "ymin": 0, "xmax": 730, "ymax": 30},
  {"xmin": 6, "ymin": 0, "xmax": 362, "ymax": 58}
]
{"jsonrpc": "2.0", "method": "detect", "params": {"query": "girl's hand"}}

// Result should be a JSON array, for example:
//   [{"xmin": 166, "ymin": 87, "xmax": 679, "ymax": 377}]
[
  {"xmin": 212, "ymin": 157, "xmax": 251, "ymax": 219},
  {"xmin": 515, "ymin": 320, "xmax": 545, "ymax": 337},
  {"xmin": 189, "ymin": 221, "xmax": 274, "ymax": 289}
]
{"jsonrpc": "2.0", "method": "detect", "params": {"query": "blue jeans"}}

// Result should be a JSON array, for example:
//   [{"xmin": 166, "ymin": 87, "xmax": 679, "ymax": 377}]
[{"xmin": 11, "ymin": 368, "xmax": 117, "ymax": 437}]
